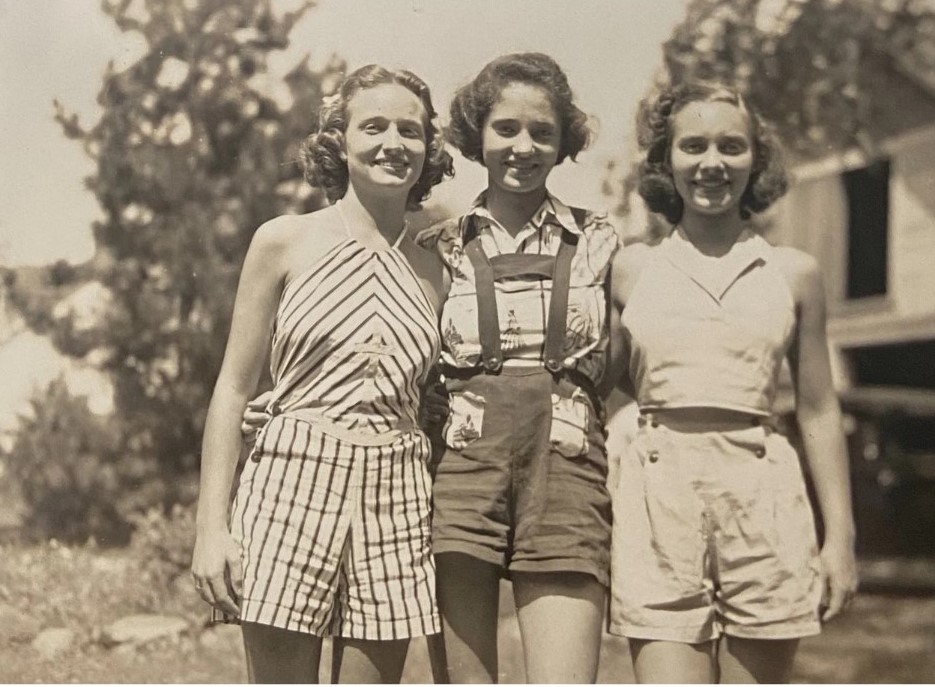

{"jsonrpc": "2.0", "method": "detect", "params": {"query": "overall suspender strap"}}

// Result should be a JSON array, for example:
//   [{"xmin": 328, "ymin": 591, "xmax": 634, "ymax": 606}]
[
  {"xmin": 543, "ymin": 229, "xmax": 578, "ymax": 372},
  {"xmin": 461, "ymin": 208, "xmax": 586, "ymax": 374},
  {"xmin": 462, "ymin": 215, "xmax": 504, "ymax": 372}
]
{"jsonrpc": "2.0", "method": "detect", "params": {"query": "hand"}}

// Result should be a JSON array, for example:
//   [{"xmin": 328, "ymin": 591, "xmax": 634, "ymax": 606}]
[
  {"xmin": 241, "ymin": 390, "xmax": 273, "ymax": 442},
  {"xmin": 420, "ymin": 380, "xmax": 449, "ymax": 427},
  {"xmin": 191, "ymin": 527, "xmax": 243, "ymax": 616},
  {"xmin": 818, "ymin": 538, "xmax": 858, "ymax": 622}
]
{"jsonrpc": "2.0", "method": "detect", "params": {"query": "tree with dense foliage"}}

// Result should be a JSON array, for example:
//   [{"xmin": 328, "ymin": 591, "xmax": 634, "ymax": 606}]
[
  {"xmin": 3, "ymin": 0, "xmax": 344, "ymax": 542},
  {"xmin": 662, "ymin": 0, "xmax": 935, "ymax": 157},
  {"xmin": 612, "ymin": 0, "xmax": 935, "ymax": 234}
]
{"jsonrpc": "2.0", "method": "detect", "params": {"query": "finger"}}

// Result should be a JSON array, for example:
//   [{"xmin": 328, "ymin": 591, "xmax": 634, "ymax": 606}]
[
  {"xmin": 228, "ymin": 552, "xmax": 244, "ymax": 600},
  {"xmin": 208, "ymin": 575, "xmax": 240, "ymax": 616},
  {"xmin": 193, "ymin": 575, "xmax": 213, "ymax": 605},
  {"xmin": 821, "ymin": 584, "xmax": 847, "ymax": 622},
  {"xmin": 240, "ymin": 421, "xmax": 258, "ymax": 442}
]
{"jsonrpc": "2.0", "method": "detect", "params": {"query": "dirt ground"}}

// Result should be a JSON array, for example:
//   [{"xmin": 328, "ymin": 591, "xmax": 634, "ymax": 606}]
[{"xmin": 5, "ymin": 585, "xmax": 934, "ymax": 683}]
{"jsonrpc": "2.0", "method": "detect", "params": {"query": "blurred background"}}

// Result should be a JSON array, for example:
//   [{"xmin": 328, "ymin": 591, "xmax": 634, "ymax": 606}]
[{"xmin": 1, "ymin": 0, "xmax": 934, "ymax": 682}]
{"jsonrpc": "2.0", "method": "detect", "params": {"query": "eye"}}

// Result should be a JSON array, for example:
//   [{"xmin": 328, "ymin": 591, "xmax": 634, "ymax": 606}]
[
  {"xmin": 362, "ymin": 121, "xmax": 385, "ymax": 134},
  {"xmin": 718, "ymin": 138, "xmax": 749, "ymax": 155},
  {"xmin": 678, "ymin": 139, "xmax": 707, "ymax": 154},
  {"xmin": 531, "ymin": 126, "xmax": 556, "ymax": 143},
  {"xmin": 492, "ymin": 123, "xmax": 518, "ymax": 137},
  {"xmin": 400, "ymin": 125, "xmax": 423, "ymax": 139}
]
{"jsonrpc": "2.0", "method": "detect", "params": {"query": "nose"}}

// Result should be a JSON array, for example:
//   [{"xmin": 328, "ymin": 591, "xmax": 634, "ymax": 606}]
[
  {"xmin": 699, "ymin": 145, "xmax": 724, "ymax": 171},
  {"xmin": 512, "ymin": 129, "xmax": 534, "ymax": 155},
  {"xmin": 383, "ymin": 125, "xmax": 403, "ymax": 150}
]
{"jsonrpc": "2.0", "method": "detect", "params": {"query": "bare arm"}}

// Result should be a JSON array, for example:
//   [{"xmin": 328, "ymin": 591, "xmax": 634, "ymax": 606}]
[
  {"xmin": 785, "ymin": 250, "xmax": 858, "ymax": 621},
  {"xmin": 606, "ymin": 244, "xmax": 650, "ymax": 398},
  {"xmin": 192, "ymin": 220, "xmax": 288, "ymax": 613}
]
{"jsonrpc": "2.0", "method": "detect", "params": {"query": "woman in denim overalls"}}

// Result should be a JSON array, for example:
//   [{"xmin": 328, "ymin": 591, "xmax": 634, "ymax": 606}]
[{"xmin": 418, "ymin": 52, "xmax": 619, "ymax": 683}]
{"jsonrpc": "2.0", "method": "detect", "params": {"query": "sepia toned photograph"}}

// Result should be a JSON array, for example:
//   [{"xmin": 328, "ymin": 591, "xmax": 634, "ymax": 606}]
[{"xmin": 1, "ymin": 0, "xmax": 934, "ymax": 682}]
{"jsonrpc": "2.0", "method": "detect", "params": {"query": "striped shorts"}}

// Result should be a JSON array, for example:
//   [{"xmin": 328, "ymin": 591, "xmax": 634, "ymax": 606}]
[{"xmin": 224, "ymin": 415, "xmax": 439, "ymax": 640}]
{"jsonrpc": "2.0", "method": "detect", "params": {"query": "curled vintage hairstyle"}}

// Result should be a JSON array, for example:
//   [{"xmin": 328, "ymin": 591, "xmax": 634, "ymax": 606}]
[
  {"xmin": 300, "ymin": 64, "xmax": 454, "ymax": 210},
  {"xmin": 448, "ymin": 52, "xmax": 591, "ymax": 165},
  {"xmin": 636, "ymin": 81, "xmax": 788, "ymax": 224}
]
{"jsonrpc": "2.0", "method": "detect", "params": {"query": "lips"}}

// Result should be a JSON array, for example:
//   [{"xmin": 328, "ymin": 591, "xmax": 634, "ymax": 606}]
[
  {"xmin": 694, "ymin": 179, "xmax": 730, "ymax": 193},
  {"xmin": 374, "ymin": 158, "xmax": 409, "ymax": 173}
]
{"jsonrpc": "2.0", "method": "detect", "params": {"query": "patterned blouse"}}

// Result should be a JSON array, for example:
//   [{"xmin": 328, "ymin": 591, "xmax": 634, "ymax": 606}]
[{"xmin": 417, "ymin": 191, "xmax": 619, "ymax": 385}]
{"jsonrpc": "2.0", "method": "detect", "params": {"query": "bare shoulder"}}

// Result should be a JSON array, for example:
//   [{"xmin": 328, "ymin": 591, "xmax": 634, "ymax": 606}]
[
  {"xmin": 770, "ymin": 245, "xmax": 823, "ymax": 302},
  {"xmin": 400, "ymin": 237, "xmax": 446, "ymax": 312},
  {"xmin": 263, "ymin": 207, "xmax": 348, "ymax": 281},
  {"xmin": 611, "ymin": 240, "xmax": 658, "ymax": 302}
]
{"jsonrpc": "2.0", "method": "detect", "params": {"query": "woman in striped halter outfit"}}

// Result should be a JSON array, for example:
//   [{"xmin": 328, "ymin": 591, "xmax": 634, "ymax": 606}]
[{"xmin": 191, "ymin": 65, "xmax": 453, "ymax": 683}]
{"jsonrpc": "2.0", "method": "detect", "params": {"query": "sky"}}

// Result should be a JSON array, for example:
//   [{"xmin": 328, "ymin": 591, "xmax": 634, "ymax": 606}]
[{"xmin": 0, "ymin": 0, "xmax": 689, "ymax": 267}]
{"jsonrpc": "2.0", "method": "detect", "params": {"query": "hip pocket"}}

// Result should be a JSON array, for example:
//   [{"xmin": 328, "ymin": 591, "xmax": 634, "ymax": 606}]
[
  {"xmin": 443, "ymin": 389, "xmax": 485, "ymax": 450},
  {"xmin": 549, "ymin": 387, "xmax": 591, "ymax": 458}
]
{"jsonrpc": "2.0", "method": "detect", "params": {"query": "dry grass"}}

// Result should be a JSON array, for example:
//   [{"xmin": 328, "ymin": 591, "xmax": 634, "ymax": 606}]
[{"xmin": 1, "ymin": 541, "xmax": 934, "ymax": 683}]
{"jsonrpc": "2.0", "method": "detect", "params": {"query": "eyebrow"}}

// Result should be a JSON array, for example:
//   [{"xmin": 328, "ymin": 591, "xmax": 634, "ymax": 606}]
[{"xmin": 358, "ymin": 115, "xmax": 425, "ymax": 128}]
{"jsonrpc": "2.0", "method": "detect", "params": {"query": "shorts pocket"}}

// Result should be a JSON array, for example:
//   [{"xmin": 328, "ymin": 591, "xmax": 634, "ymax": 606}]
[
  {"xmin": 549, "ymin": 388, "xmax": 590, "ymax": 458},
  {"xmin": 443, "ymin": 389, "xmax": 485, "ymax": 450}
]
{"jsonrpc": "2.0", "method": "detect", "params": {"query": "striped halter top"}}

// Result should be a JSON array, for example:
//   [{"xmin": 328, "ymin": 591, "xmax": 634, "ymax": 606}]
[{"xmin": 266, "ymin": 208, "xmax": 440, "ymax": 437}]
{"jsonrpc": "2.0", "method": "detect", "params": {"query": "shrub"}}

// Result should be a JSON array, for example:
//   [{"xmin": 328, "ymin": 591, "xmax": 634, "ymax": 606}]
[{"xmin": 2, "ymin": 378, "xmax": 130, "ymax": 545}]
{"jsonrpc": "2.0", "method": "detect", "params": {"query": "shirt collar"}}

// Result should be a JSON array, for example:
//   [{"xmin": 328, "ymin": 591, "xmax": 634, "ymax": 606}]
[
  {"xmin": 668, "ymin": 226, "xmax": 769, "ymax": 262},
  {"xmin": 463, "ymin": 190, "xmax": 583, "ymax": 237}
]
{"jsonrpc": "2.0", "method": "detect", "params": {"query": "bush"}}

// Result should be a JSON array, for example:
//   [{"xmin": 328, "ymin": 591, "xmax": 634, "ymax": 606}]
[
  {"xmin": 2, "ymin": 378, "xmax": 130, "ymax": 545},
  {"xmin": 127, "ymin": 503, "xmax": 196, "ymax": 586}
]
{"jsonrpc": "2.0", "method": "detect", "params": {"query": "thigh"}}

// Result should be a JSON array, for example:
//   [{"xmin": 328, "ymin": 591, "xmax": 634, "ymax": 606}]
[
  {"xmin": 512, "ymin": 572, "xmax": 606, "ymax": 684},
  {"xmin": 339, "ymin": 437, "xmax": 439, "ymax": 640},
  {"xmin": 609, "ymin": 423, "xmax": 713, "ymax": 642},
  {"xmin": 332, "ymin": 637, "xmax": 410, "ymax": 684},
  {"xmin": 718, "ymin": 636, "xmax": 799, "ymax": 684},
  {"xmin": 713, "ymin": 431, "xmax": 821, "ymax": 639},
  {"xmin": 233, "ymin": 425, "xmax": 355, "ymax": 633},
  {"xmin": 629, "ymin": 638, "xmax": 716, "ymax": 684},
  {"xmin": 511, "ymin": 390, "xmax": 612, "ymax": 586},
  {"xmin": 435, "ymin": 552, "xmax": 501, "ymax": 683},
  {"xmin": 241, "ymin": 621, "xmax": 323, "ymax": 684}
]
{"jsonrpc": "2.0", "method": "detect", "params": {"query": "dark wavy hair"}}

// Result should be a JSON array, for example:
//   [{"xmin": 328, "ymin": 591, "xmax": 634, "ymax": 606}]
[
  {"xmin": 636, "ymin": 82, "xmax": 788, "ymax": 224},
  {"xmin": 448, "ymin": 52, "xmax": 591, "ymax": 165},
  {"xmin": 300, "ymin": 64, "xmax": 454, "ymax": 210}
]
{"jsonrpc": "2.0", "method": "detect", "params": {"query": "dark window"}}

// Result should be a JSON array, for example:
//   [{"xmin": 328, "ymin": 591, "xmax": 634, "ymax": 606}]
[
  {"xmin": 850, "ymin": 340, "xmax": 935, "ymax": 389},
  {"xmin": 843, "ymin": 160, "xmax": 890, "ymax": 299}
]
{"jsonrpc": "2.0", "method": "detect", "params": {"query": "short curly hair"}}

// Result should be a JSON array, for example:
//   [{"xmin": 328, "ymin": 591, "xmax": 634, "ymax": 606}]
[
  {"xmin": 636, "ymin": 81, "xmax": 788, "ymax": 224},
  {"xmin": 448, "ymin": 52, "xmax": 591, "ymax": 165},
  {"xmin": 300, "ymin": 64, "xmax": 454, "ymax": 210}
]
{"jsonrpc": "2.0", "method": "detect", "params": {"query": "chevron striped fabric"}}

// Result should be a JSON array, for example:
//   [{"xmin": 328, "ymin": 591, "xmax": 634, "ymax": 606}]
[{"xmin": 224, "ymin": 233, "xmax": 441, "ymax": 639}]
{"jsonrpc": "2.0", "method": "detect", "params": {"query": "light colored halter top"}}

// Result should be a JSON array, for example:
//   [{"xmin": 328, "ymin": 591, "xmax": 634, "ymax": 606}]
[{"xmin": 622, "ymin": 229, "xmax": 796, "ymax": 416}]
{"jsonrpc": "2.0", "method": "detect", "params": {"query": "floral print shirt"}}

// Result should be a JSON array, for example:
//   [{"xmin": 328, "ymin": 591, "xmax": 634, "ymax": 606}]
[{"xmin": 417, "ymin": 191, "xmax": 620, "ymax": 385}]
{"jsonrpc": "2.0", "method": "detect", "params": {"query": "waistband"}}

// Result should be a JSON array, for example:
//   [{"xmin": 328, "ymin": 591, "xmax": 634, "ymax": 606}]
[
  {"xmin": 273, "ymin": 408, "xmax": 418, "ymax": 447},
  {"xmin": 440, "ymin": 362, "xmax": 606, "ymax": 422},
  {"xmin": 638, "ymin": 409, "xmax": 767, "ymax": 434}
]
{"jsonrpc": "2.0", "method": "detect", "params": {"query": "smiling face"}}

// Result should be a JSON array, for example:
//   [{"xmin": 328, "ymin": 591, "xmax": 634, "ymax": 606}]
[
  {"xmin": 482, "ymin": 82, "xmax": 561, "ymax": 197},
  {"xmin": 344, "ymin": 83, "xmax": 428, "ymax": 201},
  {"xmin": 670, "ymin": 100, "xmax": 754, "ymax": 219}
]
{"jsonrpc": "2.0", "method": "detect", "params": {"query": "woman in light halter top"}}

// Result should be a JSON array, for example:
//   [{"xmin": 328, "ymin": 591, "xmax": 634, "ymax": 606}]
[{"xmin": 607, "ymin": 81, "xmax": 858, "ymax": 683}]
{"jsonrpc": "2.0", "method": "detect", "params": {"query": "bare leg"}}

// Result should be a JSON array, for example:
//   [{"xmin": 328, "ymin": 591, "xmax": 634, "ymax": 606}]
[
  {"xmin": 241, "ymin": 622, "xmax": 323, "ymax": 684},
  {"xmin": 513, "ymin": 572, "xmax": 605, "ymax": 683},
  {"xmin": 332, "ymin": 637, "xmax": 410, "ymax": 684},
  {"xmin": 629, "ymin": 639, "xmax": 717, "ymax": 684},
  {"xmin": 718, "ymin": 636, "xmax": 799, "ymax": 684},
  {"xmin": 427, "ymin": 632, "xmax": 450, "ymax": 683},
  {"xmin": 436, "ymin": 552, "xmax": 501, "ymax": 683}
]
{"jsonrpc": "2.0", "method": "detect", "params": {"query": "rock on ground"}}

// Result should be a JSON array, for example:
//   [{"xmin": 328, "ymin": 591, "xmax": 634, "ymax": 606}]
[
  {"xmin": 31, "ymin": 628, "xmax": 76, "ymax": 659},
  {"xmin": 101, "ymin": 614, "xmax": 188, "ymax": 646}
]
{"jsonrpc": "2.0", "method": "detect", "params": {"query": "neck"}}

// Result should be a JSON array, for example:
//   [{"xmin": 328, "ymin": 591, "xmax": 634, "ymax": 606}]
[
  {"xmin": 485, "ymin": 183, "xmax": 548, "ymax": 237},
  {"xmin": 339, "ymin": 187, "xmax": 408, "ymax": 246},
  {"xmin": 678, "ymin": 210, "xmax": 746, "ymax": 257}
]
